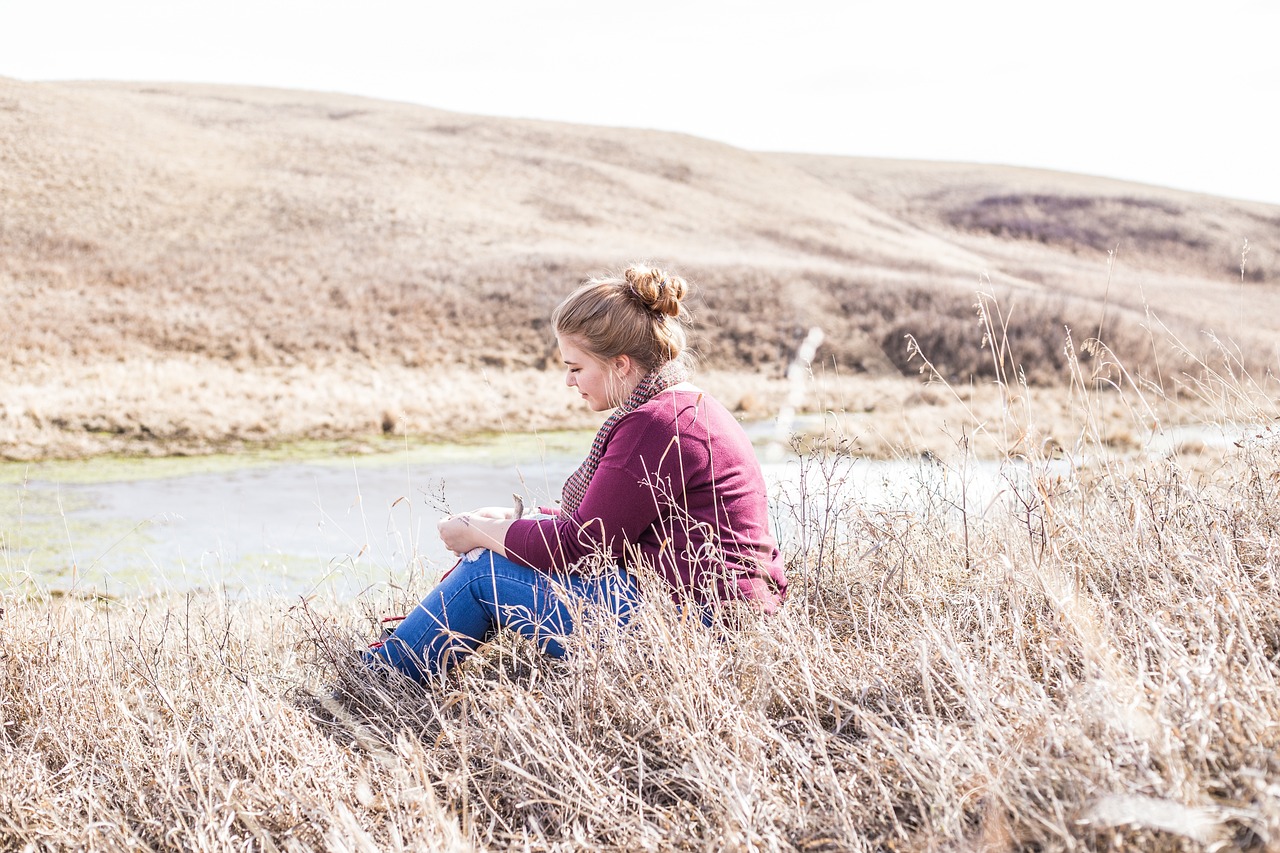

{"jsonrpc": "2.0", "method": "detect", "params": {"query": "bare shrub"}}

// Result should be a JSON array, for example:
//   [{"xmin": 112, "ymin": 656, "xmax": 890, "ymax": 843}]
[{"xmin": 946, "ymin": 193, "xmax": 1211, "ymax": 254}]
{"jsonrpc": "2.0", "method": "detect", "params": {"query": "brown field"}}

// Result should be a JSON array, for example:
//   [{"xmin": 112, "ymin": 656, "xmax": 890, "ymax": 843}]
[
  {"xmin": 3, "ymin": 77, "xmax": 1278, "ymax": 461},
  {"xmin": 2, "ymin": 371, "xmax": 1278, "ymax": 850},
  {"xmin": 4, "ymin": 78, "xmax": 1280, "ymax": 852}
]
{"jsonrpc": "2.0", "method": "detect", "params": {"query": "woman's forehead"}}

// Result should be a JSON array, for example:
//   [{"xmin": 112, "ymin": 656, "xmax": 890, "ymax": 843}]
[{"xmin": 556, "ymin": 334, "xmax": 590, "ymax": 361}]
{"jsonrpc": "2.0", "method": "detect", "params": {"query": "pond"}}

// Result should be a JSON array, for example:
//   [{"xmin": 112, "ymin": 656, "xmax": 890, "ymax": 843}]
[
  {"xmin": 12, "ymin": 418, "xmax": 1245, "ymax": 600},
  {"xmin": 1, "ymin": 435, "xmax": 591, "ymax": 600}
]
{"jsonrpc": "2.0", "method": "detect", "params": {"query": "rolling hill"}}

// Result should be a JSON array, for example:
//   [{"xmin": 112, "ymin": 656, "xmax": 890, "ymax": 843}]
[{"xmin": 2, "ymin": 77, "xmax": 1277, "ymax": 458}]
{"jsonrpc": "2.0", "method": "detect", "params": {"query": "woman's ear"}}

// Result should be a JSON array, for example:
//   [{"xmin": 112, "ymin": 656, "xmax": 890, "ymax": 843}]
[{"xmin": 612, "ymin": 354, "xmax": 633, "ymax": 378}]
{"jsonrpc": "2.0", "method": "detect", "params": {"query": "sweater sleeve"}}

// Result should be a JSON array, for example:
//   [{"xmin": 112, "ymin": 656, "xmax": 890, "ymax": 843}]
[{"xmin": 503, "ymin": 416, "xmax": 682, "ymax": 572}]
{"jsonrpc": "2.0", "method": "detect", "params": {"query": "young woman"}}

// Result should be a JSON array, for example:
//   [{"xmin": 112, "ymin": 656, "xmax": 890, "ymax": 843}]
[{"xmin": 367, "ymin": 265, "xmax": 787, "ymax": 681}]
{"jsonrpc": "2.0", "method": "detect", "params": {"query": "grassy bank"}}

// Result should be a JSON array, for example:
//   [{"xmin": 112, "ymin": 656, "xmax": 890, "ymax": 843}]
[
  {"xmin": 0, "ymin": 354, "xmax": 1259, "ymax": 464},
  {"xmin": 3, "ymin": 365, "xmax": 1279, "ymax": 851}
]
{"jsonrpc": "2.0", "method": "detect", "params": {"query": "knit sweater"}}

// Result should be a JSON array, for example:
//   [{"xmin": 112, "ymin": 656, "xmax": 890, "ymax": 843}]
[{"xmin": 503, "ymin": 388, "xmax": 787, "ymax": 613}]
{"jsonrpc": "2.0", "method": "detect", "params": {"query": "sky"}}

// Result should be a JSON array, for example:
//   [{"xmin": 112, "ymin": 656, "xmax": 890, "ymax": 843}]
[{"xmin": 3, "ymin": 0, "xmax": 1278, "ymax": 205}]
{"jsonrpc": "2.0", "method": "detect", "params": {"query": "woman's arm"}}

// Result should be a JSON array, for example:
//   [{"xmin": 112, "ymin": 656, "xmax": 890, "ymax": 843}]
[
  {"xmin": 502, "ymin": 460, "xmax": 661, "ymax": 571},
  {"xmin": 503, "ymin": 408, "xmax": 693, "ymax": 572},
  {"xmin": 504, "ymin": 402, "xmax": 699, "ymax": 572},
  {"xmin": 467, "ymin": 506, "xmax": 515, "ymax": 520}
]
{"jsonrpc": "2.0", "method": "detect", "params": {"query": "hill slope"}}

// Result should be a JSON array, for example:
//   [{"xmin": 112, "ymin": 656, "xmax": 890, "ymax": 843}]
[{"xmin": 2, "ymin": 78, "xmax": 1278, "ymax": 457}]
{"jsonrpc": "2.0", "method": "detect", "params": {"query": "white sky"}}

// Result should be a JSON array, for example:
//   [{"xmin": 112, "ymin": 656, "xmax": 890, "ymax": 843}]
[{"xmin": 3, "ymin": 0, "xmax": 1278, "ymax": 205}]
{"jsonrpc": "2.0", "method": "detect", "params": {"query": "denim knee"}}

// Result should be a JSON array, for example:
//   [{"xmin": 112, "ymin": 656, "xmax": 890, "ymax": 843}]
[{"xmin": 365, "ymin": 551, "xmax": 639, "ymax": 681}]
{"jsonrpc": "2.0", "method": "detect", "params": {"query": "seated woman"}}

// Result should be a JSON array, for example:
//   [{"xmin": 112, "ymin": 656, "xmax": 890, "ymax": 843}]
[{"xmin": 367, "ymin": 265, "xmax": 787, "ymax": 681}]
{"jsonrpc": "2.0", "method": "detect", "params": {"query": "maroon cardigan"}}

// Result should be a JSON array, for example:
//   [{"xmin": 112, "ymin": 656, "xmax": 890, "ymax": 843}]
[{"xmin": 504, "ymin": 388, "xmax": 787, "ymax": 613}]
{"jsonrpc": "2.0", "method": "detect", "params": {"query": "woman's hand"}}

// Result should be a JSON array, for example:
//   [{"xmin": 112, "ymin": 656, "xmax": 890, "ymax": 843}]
[
  {"xmin": 438, "ymin": 513, "xmax": 516, "ymax": 557},
  {"xmin": 437, "ymin": 514, "xmax": 480, "ymax": 554}
]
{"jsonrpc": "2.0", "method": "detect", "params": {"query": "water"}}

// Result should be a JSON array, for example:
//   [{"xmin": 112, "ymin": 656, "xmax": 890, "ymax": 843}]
[
  {"xmin": 4, "ymin": 420, "xmax": 1256, "ymax": 599},
  {"xmin": 1, "ymin": 447, "xmax": 1043, "ymax": 599},
  {"xmin": 1, "ymin": 442, "xmax": 582, "ymax": 599}
]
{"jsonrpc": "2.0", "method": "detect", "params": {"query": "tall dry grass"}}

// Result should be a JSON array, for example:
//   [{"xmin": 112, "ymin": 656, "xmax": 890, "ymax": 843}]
[{"xmin": 3, "ymin": 319, "xmax": 1280, "ymax": 851}]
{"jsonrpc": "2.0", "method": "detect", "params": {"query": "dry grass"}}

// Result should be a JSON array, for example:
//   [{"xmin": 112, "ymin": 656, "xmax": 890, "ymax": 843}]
[
  {"xmin": 4, "ymin": 341, "xmax": 1280, "ymax": 850},
  {"xmin": 0, "ymin": 355, "xmax": 1248, "ymax": 465},
  {"xmin": 4, "ymin": 78, "xmax": 1279, "ymax": 461},
  {"xmin": 5, "ymin": 76, "xmax": 1280, "ymax": 846},
  {"xmin": 0, "ymin": 360, "xmax": 596, "ymax": 460}
]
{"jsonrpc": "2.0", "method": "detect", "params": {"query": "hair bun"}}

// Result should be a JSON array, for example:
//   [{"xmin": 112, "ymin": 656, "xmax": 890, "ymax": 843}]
[{"xmin": 624, "ymin": 265, "xmax": 687, "ymax": 318}]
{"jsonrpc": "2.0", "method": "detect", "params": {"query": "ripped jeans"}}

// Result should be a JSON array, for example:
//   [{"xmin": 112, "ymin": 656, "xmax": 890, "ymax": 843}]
[{"xmin": 365, "ymin": 550, "xmax": 641, "ymax": 681}]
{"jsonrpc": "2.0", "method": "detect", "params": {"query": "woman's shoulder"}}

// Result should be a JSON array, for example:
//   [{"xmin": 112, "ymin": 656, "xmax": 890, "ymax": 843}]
[
  {"xmin": 609, "ymin": 387, "xmax": 756, "ymax": 475},
  {"xmin": 629, "ymin": 384, "xmax": 703, "ymax": 417},
  {"xmin": 621, "ymin": 386, "xmax": 737, "ymax": 436}
]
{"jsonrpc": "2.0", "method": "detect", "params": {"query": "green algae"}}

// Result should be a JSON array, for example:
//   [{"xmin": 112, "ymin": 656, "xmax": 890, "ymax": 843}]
[
  {"xmin": 1, "ymin": 482, "xmax": 165, "ymax": 595},
  {"xmin": 0, "ymin": 430, "xmax": 595, "ymax": 486}
]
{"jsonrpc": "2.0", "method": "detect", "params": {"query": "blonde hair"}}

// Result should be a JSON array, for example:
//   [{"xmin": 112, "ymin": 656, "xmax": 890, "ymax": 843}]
[{"xmin": 552, "ymin": 265, "xmax": 690, "ymax": 371}]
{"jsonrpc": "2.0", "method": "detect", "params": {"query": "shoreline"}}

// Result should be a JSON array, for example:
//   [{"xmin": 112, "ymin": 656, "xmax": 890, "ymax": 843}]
[{"xmin": 3, "ymin": 358, "xmax": 1262, "ymax": 467}]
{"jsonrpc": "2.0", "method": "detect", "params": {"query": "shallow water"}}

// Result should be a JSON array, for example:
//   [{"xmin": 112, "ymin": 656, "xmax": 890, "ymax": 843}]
[
  {"xmin": 1, "ymin": 440, "xmax": 585, "ymax": 599},
  {"xmin": 4, "ymin": 420, "xmax": 1254, "ymax": 600},
  {"xmin": 0, "ymin": 452, "xmax": 1039, "ymax": 601}
]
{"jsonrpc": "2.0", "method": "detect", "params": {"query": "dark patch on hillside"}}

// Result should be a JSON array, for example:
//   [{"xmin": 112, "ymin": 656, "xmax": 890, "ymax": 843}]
[{"xmin": 946, "ymin": 194, "xmax": 1209, "ymax": 254}]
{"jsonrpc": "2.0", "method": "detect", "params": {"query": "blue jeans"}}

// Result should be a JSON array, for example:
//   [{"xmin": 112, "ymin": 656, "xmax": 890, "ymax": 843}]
[{"xmin": 365, "ymin": 550, "xmax": 641, "ymax": 681}]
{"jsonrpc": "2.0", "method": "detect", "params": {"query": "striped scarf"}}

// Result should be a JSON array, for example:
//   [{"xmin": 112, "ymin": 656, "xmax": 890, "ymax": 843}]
[{"xmin": 560, "ymin": 361, "xmax": 689, "ymax": 515}]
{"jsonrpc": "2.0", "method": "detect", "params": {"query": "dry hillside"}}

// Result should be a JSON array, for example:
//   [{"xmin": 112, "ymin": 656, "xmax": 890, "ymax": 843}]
[{"xmin": 2, "ymin": 78, "xmax": 1278, "ymax": 458}]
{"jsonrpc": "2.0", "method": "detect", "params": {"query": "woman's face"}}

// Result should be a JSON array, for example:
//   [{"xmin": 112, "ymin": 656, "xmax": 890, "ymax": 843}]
[{"xmin": 557, "ymin": 335, "xmax": 634, "ymax": 412}]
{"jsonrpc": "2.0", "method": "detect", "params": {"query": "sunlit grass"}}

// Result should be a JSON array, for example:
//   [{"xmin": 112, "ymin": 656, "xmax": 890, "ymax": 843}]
[{"xmin": 4, "ymin": 329, "xmax": 1279, "ymax": 850}]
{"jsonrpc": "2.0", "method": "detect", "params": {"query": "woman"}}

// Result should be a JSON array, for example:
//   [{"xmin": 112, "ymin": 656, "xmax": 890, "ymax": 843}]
[{"xmin": 367, "ymin": 265, "xmax": 786, "ymax": 681}]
